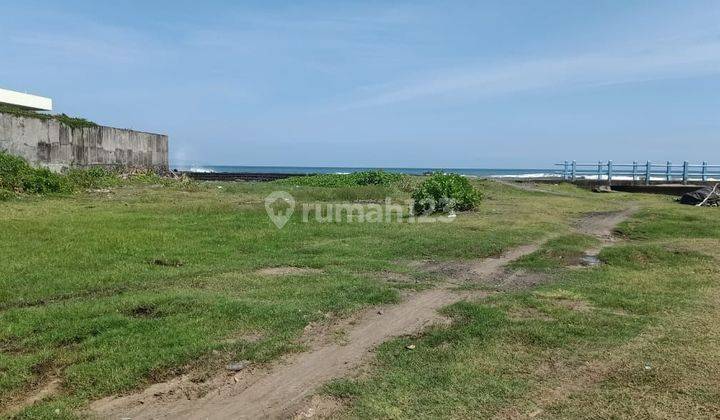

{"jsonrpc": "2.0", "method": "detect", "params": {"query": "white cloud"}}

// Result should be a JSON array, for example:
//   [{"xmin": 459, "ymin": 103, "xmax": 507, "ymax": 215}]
[{"xmin": 347, "ymin": 36, "xmax": 720, "ymax": 108}]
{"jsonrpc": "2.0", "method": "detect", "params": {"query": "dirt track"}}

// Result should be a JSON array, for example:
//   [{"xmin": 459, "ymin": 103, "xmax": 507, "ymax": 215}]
[{"xmin": 91, "ymin": 206, "xmax": 635, "ymax": 419}]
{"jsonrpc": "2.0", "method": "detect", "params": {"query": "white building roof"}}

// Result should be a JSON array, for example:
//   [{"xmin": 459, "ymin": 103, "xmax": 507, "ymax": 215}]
[{"xmin": 0, "ymin": 88, "xmax": 53, "ymax": 111}]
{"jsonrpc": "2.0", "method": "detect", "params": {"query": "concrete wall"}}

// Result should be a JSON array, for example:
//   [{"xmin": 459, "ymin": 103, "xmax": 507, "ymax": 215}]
[{"xmin": 0, "ymin": 112, "xmax": 168, "ymax": 172}]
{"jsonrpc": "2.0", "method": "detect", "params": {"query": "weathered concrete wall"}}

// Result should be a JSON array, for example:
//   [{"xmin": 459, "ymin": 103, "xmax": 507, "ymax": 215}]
[{"xmin": 0, "ymin": 112, "xmax": 168, "ymax": 172}]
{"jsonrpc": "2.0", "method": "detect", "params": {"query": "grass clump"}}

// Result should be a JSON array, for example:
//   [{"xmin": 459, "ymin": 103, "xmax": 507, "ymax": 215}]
[
  {"xmin": 411, "ymin": 173, "xmax": 482, "ymax": 214},
  {"xmin": 276, "ymin": 170, "xmax": 404, "ymax": 188},
  {"xmin": 64, "ymin": 167, "xmax": 120, "ymax": 190}
]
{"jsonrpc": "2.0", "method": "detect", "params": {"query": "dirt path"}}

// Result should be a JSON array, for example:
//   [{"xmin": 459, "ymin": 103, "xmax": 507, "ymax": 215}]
[
  {"xmin": 574, "ymin": 207, "xmax": 636, "ymax": 241},
  {"xmin": 91, "ymin": 245, "xmax": 540, "ymax": 419},
  {"xmin": 91, "ymin": 208, "xmax": 636, "ymax": 420}
]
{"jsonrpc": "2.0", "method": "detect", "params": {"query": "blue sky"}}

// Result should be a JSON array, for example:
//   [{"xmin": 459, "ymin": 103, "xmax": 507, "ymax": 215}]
[{"xmin": 2, "ymin": 1, "xmax": 719, "ymax": 168}]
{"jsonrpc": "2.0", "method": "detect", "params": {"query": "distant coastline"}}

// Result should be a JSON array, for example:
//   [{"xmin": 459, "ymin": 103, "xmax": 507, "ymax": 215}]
[{"xmin": 171, "ymin": 165, "xmax": 560, "ymax": 179}]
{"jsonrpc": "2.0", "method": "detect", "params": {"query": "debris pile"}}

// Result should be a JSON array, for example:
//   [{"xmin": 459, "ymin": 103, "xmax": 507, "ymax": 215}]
[{"xmin": 679, "ymin": 184, "xmax": 720, "ymax": 207}]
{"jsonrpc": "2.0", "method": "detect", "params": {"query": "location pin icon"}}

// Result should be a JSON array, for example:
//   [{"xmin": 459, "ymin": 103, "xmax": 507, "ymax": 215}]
[{"xmin": 264, "ymin": 191, "xmax": 296, "ymax": 229}]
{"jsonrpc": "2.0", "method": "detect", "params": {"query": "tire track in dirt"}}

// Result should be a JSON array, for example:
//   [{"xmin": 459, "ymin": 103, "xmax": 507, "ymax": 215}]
[
  {"xmin": 90, "ymin": 207, "xmax": 636, "ymax": 420},
  {"xmin": 91, "ymin": 245, "xmax": 541, "ymax": 420}
]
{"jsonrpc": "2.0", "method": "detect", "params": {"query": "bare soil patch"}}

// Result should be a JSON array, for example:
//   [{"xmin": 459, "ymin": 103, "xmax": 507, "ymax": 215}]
[
  {"xmin": 293, "ymin": 395, "xmax": 345, "ymax": 419},
  {"xmin": 379, "ymin": 271, "xmax": 417, "ymax": 284},
  {"xmin": 574, "ymin": 207, "xmax": 637, "ymax": 241},
  {"xmin": 491, "ymin": 270, "xmax": 552, "ymax": 291},
  {"xmin": 408, "ymin": 243, "xmax": 542, "ymax": 284},
  {"xmin": 4, "ymin": 378, "xmax": 61, "ymax": 418}
]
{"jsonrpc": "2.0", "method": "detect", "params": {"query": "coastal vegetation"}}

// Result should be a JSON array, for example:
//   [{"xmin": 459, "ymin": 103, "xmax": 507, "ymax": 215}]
[
  {"xmin": 0, "ymin": 152, "xmax": 68, "ymax": 197},
  {"xmin": 411, "ymin": 172, "xmax": 482, "ymax": 213},
  {"xmin": 0, "ymin": 167, "xmax": 718, "ymax": 418},
  {"xmin": 0, "ymin": 152, "xmax": 182, "ymax": 200},
  {"xmin": 275, "ymin": 170, "xmax": 405, "ymax": 188},
  {"xmin": 0, "ymin": 104, "xmax": 97, "ymax": 129}
]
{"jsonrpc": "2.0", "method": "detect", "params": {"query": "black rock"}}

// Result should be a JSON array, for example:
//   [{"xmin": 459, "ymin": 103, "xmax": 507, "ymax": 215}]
[{"xmin": 679, "ymin": 186, "xmax": 720, "ymax": 206}]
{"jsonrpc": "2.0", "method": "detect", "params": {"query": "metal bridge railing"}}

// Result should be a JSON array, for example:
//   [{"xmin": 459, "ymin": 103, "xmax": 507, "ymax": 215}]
[{"xmin": 555, "ymin": 161, "xmax": 720, "ymax": 185}]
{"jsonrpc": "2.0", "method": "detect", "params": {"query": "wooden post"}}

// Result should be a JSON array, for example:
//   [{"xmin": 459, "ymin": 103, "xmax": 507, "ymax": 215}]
[
  {"xmin": 632, "ymin": 161, "xmax": 638, "ymax": 181},
  {"xmin": 702, "ymin": 162, "xmax": 708, "ymax": 181},
  {"xmin": 597, "ymin": 161, "xmax": 602, "ymax": 181},
  {"xmin": 608, "ymin": 160, "xmax": 613, "ymax": 184},
  {"xmin": 666, "ymin": 161, "xmax": 672, "ymax": 181},
  {"xmin": 571, "ymin": 160, "xmax": 577, "ymax": 181},
  {"xmin": 645, "ymin": 161, "xmax": 652, "ymax": 185},
  {"xmin": 563, "ymin": 161, "xmax": 569, "ymax": 180},
  {"xmin": 683, "ymin": 161, "xmax": 689, "ymax": 184}
]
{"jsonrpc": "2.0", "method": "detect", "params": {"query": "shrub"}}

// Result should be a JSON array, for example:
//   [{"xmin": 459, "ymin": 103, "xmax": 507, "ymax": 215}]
[
  {"xmin": 0, "ymin": 152, "xmax": 68, "ymax": 194},
  {"xmin": 23, "ymin": 167, "xmax": 69, "ymax": 194},
  {"xmin": 0, "ymin": 152, "xmax": 129, "ymax": 195},
  {"xmin": 0, "ymin": 151, "xmax": 33, "ymax": 192},
  {"xmin": 352, "ymin": 170, "xmax": 403, "ymax": 186},
  {"xmin": 277, "ymin": 170, "xmax": 405, "ymax": 188},
  {"xmin": 411, "ymin": 173, "xmax": 482, "ymax": 214},
  {"xmin": 394, "ymin": 175, "xmax": 421, "ymax": 193},
  {"xmin": 0, "ymin": 189, "xmax": 15, "ymax": 201}
]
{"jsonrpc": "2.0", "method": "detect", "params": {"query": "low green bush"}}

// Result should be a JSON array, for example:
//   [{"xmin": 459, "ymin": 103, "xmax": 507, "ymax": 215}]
[
  {"xmin": 352, "ymin": 170, "xmax": 403, "ymax": 186},
  {"xmin": 0, "ymin": 151, "xmax": 195, "ymax": 198},
  {"xmin": 0, "ymin": 151, "xmax": 32, "ymax": 192},
  {"xmin": 0, "ymin": 189, "xmax": 15, "ymax": 201},
  {"xmin": 0, "ymin": 152, "xmax": 69, "ymax": 194},
  {"xmin": 411, "ymin": 173, "xmax": 482, "ymax": 214},
  {"xmin": 276, "ymin": 170, "xmax": 405, "ymax": 188},
  {"xmin": 23, "ymin": 167, "xmax": 69, "ymax": 194}
]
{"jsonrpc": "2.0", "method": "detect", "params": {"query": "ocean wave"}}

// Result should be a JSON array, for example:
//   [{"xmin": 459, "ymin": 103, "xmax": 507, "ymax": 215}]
[
  {"xmin": 188, "ymin": 167, "xmax": 215, "ymax": 173},
  {"xmin": 490, "ymin": 173, "xmax": 561, "ymax": 179}
]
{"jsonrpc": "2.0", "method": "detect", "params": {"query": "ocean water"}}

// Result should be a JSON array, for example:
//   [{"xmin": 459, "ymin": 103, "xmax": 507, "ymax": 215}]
[{"xmin": 172, "ymin": 165, "xmax": 561, "ymax": 179}]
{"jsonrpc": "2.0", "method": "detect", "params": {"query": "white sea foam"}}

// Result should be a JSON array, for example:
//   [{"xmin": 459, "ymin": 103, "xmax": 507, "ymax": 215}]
[
  {"xmin": 490, "ymin": 173, "xmax": 561, "ymax": 179},
  {"xmin": 189, "ymin": 167, "xmax": 215, "ymax": 173}
]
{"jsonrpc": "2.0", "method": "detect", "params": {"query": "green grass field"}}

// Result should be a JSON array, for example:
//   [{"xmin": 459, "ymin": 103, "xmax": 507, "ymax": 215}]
[
  {"xmin": 1, "ymin": 178, "xmax": 717, "ymax": 418},
  {"xmin": 324, "ymin": 197, "xmax": 720, "ymax": 418}
]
